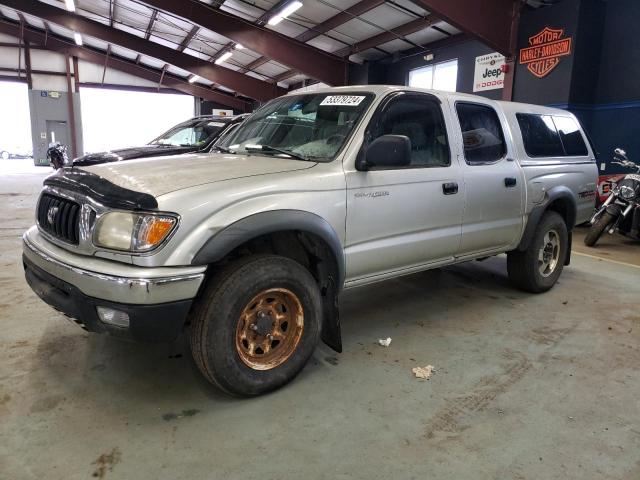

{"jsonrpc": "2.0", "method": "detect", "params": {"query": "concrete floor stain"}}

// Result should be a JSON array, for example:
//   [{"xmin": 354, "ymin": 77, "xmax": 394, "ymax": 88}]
[
  {"xmin": 162, "ymin": 409, "xmax": 200, "ymax": 421},
  {"xmin": 91, "ymin": 447, "xmax": 121, "ymax": 479}
]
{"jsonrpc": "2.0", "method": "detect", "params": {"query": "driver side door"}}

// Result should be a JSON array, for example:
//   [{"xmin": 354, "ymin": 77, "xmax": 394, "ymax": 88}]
[{"xmin": 344, "ymin": 92, "xmax": 464, "ymax": 284}]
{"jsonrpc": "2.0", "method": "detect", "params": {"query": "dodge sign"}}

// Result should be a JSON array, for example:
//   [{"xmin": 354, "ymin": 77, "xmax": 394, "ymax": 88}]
[{"xmin": 473, "ymin": 53, "xmax": 506, "ymax": 92}]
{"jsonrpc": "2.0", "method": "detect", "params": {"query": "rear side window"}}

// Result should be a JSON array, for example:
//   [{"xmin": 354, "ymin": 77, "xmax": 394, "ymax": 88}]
[
  {"xmin": 553, "ymin": 116, "xmax": 588, "ymax": 156},
  {"xmin": 516, "ymin": 113, "xmax": 564, "ymax": 157},
  {"xmin": 456, "ymin": 103, "xmax": 506, "ymax": 164}
]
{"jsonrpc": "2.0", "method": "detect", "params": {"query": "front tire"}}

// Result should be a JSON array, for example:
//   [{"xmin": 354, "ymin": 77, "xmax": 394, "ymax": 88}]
[
  {"xmin": 584, "ymin": 212, "xmax": 616, "ymax": 247},
  {"xmin": 508, "ymin": 211, "xmax": 568, "ymax": 293},
  {"xmin": 190, "ymin": 255, "xmax": 322, "ymax": 396}
]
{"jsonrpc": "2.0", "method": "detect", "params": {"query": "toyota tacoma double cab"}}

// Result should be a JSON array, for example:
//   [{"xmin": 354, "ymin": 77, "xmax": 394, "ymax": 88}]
[{"xmin": 23, "ymin": 86, "xmax": 598, "ymax": 396}]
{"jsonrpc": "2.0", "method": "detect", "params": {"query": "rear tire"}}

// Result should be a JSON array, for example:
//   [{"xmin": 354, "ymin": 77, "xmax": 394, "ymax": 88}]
[
  {"xmin": 189, "ymin": 255, "xmax": 322, "ymax": 396},
  {"xmin": 584, "ymin": 212, "xmax": 616, "ymax": 247},
  {"xmin": 508, "ymin": 211, "xmax": 568, "ymax": 293}
]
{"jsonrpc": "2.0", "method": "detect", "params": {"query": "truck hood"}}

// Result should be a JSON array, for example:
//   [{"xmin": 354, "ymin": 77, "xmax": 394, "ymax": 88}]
[{"xmin": 78, "ymin": 152, "xmax": 317, "ymax": 197}]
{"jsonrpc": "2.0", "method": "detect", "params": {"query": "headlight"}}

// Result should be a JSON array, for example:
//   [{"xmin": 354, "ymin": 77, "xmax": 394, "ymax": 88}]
[
  {"xmin": 93, "ymin": 211, "xmax": 178, "ymax": 252},
  {"xmin": 620, "ymin": 185, "xmax": 636, "ymax": 200}
]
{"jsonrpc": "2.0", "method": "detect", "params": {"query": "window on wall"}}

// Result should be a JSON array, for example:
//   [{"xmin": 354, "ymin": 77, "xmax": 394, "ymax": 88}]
[{"xmin": 408, "ymin": 60, "xmax": 458, "ymax": 92}]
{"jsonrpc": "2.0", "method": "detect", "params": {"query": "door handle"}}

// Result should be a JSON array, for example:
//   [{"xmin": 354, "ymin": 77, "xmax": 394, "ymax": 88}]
[
  {"xmin": 442, "ymin": 182, "xmax": 458, "ymax": 195},
  {"xmin": 504, "ymin": 177, "xmax": 517, "ymax": 187}
]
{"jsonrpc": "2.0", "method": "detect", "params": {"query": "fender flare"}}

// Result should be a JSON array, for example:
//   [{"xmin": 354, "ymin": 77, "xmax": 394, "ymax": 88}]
[
  {"xmin": 191, "ymin": 209, "xmax": 345, "ymax": 288},
  {"xmin": 517, "ymin": 186, "xmax": 577, "ymax": 252}
]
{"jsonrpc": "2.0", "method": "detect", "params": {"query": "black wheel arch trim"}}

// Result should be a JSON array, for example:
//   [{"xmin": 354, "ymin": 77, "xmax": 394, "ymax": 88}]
[
  {"xmin": 191, "ymin": 209, "xmax": 346, "ymax": 289},
  {"xmin": 517, "ymin": 185, "xmax": 577, "ymax": 252}
]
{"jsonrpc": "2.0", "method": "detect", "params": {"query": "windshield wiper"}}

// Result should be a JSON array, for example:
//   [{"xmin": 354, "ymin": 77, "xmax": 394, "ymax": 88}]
[{"xmin": 244, "ymin": 144, "xmax": 309, "ymax": 161}]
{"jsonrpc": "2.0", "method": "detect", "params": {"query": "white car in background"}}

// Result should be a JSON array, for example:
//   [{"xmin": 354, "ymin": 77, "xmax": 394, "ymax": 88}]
[{"xmin": 1, "ymin": 145, "xmax": 33, "ymax": 159}]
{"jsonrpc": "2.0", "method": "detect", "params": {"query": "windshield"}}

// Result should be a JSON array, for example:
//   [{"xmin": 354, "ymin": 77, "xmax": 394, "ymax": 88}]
[
  {"xmin": 150, "ymin": 119, "xmax": 228, "ymax": 147},
  {"xmin": 225, "ymin": 93, "xmax": 374, "ymax": 161}
]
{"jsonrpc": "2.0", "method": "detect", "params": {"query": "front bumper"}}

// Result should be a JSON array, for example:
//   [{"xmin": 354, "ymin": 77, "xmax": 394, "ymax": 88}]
[{"xmin": 22, "ymin": 227, "xmax": 206, "ymax": 342}]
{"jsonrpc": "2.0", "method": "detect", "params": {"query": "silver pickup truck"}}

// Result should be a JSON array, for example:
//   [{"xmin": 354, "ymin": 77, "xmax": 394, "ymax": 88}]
[{"xmin": 23, "ymin": 86, "xmax": 598, "ymax": 396}]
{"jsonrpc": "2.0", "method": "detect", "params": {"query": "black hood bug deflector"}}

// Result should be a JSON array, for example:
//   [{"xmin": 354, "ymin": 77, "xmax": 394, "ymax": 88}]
[{"xmin": 44, "ymin": 168, "xmax": 158, "ymax": 210}]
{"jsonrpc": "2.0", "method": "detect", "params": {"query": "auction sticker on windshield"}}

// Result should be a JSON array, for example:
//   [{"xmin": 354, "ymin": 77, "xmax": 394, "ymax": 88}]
[{"xmin": 320, "ymin": 95, "xmax": 366, "ymax": 106}]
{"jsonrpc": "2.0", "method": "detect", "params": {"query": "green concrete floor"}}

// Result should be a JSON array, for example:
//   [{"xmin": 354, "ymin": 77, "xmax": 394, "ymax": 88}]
[{"xmin": 1, "ymin": 167, "xmax": 639, "ymax": 479}]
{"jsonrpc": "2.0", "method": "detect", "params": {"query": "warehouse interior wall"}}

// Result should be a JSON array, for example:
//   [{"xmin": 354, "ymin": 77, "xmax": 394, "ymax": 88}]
[{"xmin": 514, "ymin": 0, "xmax": 639, "ymax": 174}]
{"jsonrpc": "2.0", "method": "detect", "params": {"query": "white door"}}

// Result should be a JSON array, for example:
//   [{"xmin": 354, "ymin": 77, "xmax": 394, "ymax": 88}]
[
  {"xmin": 452, "ymin": 101, "xmax": 524, "ymax": 255},
  {"xmin": 344, "ymin": 92, "xmax": 465, "ymax": 282}
]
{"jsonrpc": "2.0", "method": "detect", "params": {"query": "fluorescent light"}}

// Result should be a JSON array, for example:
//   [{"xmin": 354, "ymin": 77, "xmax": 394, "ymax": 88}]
[
  {"xmin": 188, "ymin": 75, "xmax": 199, "ymax": 83},
  {"xmin": 65, "ymin": 0, "xmax": 76, "ymax": 12},
  {"xmin": 267, "ymin": 0, "xmax": 302, "ymax": 26},
  {"xmin": 214, "ymin": 51, "xmax": 233, "ymax": 65},
  {"xmin": 74, "ymin": 33, "xmax": 83, "ymax": 46},
  {"xmin": 234, "ymin": 44, "xmax": 244, "ymax": 50}
]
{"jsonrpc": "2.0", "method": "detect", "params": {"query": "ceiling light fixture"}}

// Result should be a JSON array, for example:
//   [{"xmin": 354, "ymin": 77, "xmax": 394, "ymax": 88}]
[
  {"xmin": 267, "ymin": 0, "xmax": 303, "ymax": 26},
  {"xmin": 188, "ymin": 75, "xmax": 199, "ymax": 83},
  {"xmin": 74, "ymin": 33, "xmax": 83, "ymax": 46},
  {"xmin": 235, "ymin": 44, "xmax": 244, "ymax": 50},
  {"xmin": 214, "ymin": 51, "xmax": 233, "ymax": 65},
  {"xmin": 65, "ymin": 0, "xmax": 76, "ymax": 12}
]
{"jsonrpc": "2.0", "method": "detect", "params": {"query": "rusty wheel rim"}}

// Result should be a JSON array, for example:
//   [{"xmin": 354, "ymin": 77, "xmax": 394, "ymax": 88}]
[{"xmin": 235, "ymin": 288, "xmax": 304, "ymax": 371}]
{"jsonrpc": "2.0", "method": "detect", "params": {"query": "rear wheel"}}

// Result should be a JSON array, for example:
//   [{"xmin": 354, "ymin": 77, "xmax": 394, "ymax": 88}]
[
  {"xmin": 508, "ymin": 211, "xmax": 568, "ymax": 293},
  {"xmin": 584, "ymin": 212, "xmax": 616, "ymax": 247},
  {"xmin": 189, "ymin": 255, "xmax": 322, "ymax": 396}
]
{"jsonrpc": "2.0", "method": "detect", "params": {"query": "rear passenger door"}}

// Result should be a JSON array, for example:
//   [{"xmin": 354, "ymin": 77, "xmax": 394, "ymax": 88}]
[
  {"xmin": 344, "ymin": 92, "xmax": 464, "ymax": 281},
  {"xmin": 453, "ymin": 101, "xmax": 524, "ymax": 255}
]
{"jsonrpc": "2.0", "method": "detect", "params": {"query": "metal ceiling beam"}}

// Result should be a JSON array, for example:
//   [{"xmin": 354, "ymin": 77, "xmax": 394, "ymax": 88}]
[
  {"xmin": 409, "ymin": 0, "xmax": 520, "ymax": 56},
  {"xmin": 138, "ymin": 0, "xmax": 347, "ymax": 85},
  {"xmin": 335, "ymin": 15, "xmax": 437, "ymax": 57},
  {"xmin": 296, "ymin": 0, "xmax": 386, "ymax": 43},
  {"xmin": 177, "ymin": 25, "xmax": 199, "ymax": 52},
  {"xmin": 1, "ymin": 0, "xmax": 283, "ymax": 101},
  {"xmin": 144, "ymin": 10, "xmax": 157, "ymax": 40},
  {"xmin": 239, "ymin": 0, "xmax": 386, "ymax": 80},
  {"xmin": 273, "ymin": 70, "xmax": 297, "ymax": 83},
  {"xmin": 0, "ymin": 19, "xmax": 251, "ymax": 111},
  {"xmin": 109, "ymin": 0, "xmax": 116, "ymax": 27}
]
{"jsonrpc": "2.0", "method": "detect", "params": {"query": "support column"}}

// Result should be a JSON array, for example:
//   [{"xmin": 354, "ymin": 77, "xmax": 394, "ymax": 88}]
[{"xmin": 65, "ymin": 55, "xmax": 78, "ymax": 159}]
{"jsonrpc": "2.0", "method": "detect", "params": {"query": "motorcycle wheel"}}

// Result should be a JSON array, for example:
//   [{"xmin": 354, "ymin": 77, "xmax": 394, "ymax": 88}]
[{"xmin": 584, "ymin": 212, "xmax": 616, "ymax": 247}]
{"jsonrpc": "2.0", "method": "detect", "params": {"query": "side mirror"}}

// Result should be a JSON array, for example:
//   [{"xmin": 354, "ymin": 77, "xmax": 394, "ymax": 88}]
[{"xmin": 356, "ymin": 135, "xmax": 411, "ymax": 171}]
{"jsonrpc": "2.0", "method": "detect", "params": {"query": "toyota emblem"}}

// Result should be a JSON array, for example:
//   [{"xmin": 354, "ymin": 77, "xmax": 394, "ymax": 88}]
[{"xmin": 47, "ymin": 206, "xmax": 59, "ymax": 225}]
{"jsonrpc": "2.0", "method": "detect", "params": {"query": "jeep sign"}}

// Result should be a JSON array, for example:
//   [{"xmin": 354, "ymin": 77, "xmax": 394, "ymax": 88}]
[{"xmin": 473, "ymin": 53, "xmax": 506, "ymax": 92}]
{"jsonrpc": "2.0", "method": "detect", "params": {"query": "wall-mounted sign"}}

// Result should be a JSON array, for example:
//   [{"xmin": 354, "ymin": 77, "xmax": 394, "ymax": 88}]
[
  {"xmin": 473, "ymin": 53, "xmax": 506, "ymax": 92},
  {"xmin": 519, "ymin": 27, "xmax": 572, "ymax": 78},
  {"xmin": 40, "ymin": 91, "xmax": 48, "ymax": 97},
  {"xmin": 49, "ymin": 91, "xmax": 60, "ymax": 99}
]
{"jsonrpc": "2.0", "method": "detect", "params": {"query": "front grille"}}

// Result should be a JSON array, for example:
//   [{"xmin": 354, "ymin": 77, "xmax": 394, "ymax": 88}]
[{"xmin": 37, "ymin": 193, "xmax": 81, "ymax": 244}]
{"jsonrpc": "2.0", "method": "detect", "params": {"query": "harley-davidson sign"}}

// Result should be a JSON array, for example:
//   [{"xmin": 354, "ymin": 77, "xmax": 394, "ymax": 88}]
[{"xmin": 519, "ymin": 27, "xmax": 572, "ymax": 78}]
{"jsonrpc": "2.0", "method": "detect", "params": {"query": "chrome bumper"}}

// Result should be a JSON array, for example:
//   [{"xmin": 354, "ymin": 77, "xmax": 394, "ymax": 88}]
[{"xmin": 23, "ymin": 226, "xmax": 206, "ymax": 305}]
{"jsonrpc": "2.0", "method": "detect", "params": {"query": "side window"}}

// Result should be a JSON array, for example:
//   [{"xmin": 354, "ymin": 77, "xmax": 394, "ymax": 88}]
[
  {"xmin": 456, "ymin": 103, "xmax": 507, "ymax": 164},
  {"xmin": 371, "ymin": 95, "xmax": 450, "ymax": 167},
  {"xmin": 553, "ymin": 116, "xmax": 588, "ymax": 156},
  {"xmin": 516, "ymin": 113, "xmax": 564, "ymax": 157}
]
